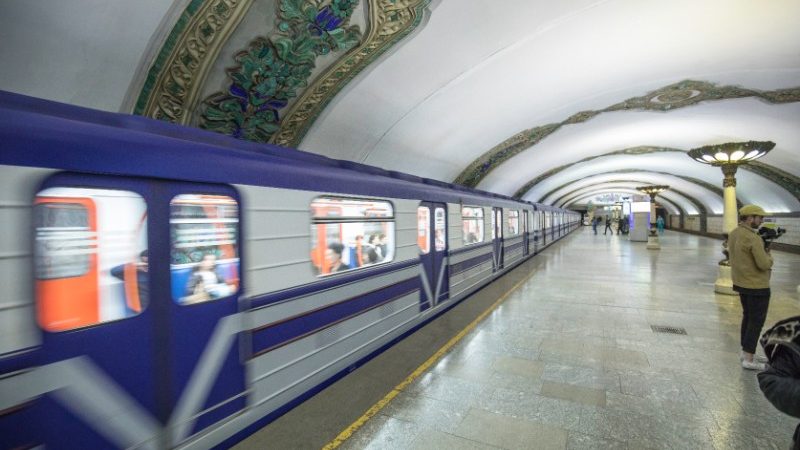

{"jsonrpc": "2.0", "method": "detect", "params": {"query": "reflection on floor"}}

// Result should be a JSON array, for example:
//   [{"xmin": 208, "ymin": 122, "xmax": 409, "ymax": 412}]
[{"xmin": 237, "ymin": 229, "xmax": 800, "ymax": 450}]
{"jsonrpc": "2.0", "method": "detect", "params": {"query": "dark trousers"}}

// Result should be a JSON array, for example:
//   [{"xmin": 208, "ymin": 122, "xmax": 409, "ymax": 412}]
[{"xmin": 739, "ymin": 292, "xmax": 770, "ymax": 354}]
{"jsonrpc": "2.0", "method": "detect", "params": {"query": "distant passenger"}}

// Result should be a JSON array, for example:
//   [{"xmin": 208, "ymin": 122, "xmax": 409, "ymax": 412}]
[
  {"xmin": 729, "ymin": 204, "xmax": 773, "ymax": 370},
  {"xmin": 758, "ymin": 316, "xmax": 800, "ymax": 450},
  {"xmin": 591, "ymin": 216, "xmax": 598, "ymax": 235},
  {"xmin": 656, "ymin": 215, "xmax": 665, "ymax": 235},
  {"xmin": 603, "ymin": 216, "xmax": 613, "ymax": 235},
  {"xmin": 326, "ymin": 242, "xmax": 351, "ymax": 273}
]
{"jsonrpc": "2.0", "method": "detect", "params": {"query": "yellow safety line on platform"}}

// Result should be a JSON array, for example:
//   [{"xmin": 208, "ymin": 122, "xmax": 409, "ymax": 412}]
[{"xmin": 321, "ymin": 267, "xmax": 539, "ymax": 449}]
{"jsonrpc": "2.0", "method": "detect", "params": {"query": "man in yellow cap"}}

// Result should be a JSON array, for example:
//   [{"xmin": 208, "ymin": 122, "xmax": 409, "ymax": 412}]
[{"xmin": 728, "ymin": 204, "xmax": 773, "ymax": 370}]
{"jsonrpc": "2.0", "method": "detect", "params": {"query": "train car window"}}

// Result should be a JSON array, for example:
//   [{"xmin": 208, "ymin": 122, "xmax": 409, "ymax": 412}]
[
  {"xmin": 507, "ymin": 210, "xmax": 519, "ymax": 236},
  {"xmin": 35, "ymin": 187, "xmax": 148, "ymax": 332},
  {"xmin": 461, "ymin": 206, "xmax": 484, "ymax": 245},
  {"xmin": 417, "ymin": 207, "xmax": 430, "ymax": 254},
  {"xmin": 434, "ymin": 207, "xmax": 446, "ymax": 251},
  {"xmin": 170, "ymin": 194, "xmax": 240, "ymax": 305},
  {"xmin": 310, "ymin": 197, "xmax": 395, "ymax": 276}
]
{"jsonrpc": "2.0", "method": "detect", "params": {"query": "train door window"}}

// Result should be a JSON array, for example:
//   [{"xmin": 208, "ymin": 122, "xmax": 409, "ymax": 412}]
[
  {"xmin": 461, "ymin": 206, "xmax": 484, "ymax": 245},
  {"xmin": 310, "ymin": 197, "xmax": 394, "ymax": 276},
  {"xmin": 491, "ymin": 209, "xmax": 496, "ymax": 239},
  {"xmin": 495, "ymin": 209, "xmax": 503, "ymax": 238},
  {"xmin": 417, "ymin": 206, "xmax": 430, "ymax": 254},
  {"xmin": 170, "ymin": 194, "xmax": 240, "ymax": 305},
  {"xmin": 434, "ymin": 207, "xmax": 446, "ymax": 251},
  {"xmin": 507, "ymin": 210, "xmax": 519, "ymax": 236},
  {"xmin": 35, "ymin": 187, "xmax": 148, "ymax": 331}
]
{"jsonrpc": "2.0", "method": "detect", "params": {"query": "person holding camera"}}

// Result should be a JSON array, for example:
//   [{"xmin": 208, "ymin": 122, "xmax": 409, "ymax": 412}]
[{"xmin": 729, "ymin": 204, "xmax": 773, "ymax": 370}]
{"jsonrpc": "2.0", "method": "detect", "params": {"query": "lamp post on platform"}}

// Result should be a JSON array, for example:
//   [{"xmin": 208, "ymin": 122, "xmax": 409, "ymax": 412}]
[
  {"xmin": 636, "ymin": 185, "xmax": 669, "ymax": 250},
  {"xmin": 687, "ymin": 140, "xmax": 775, "ymax": 295}
]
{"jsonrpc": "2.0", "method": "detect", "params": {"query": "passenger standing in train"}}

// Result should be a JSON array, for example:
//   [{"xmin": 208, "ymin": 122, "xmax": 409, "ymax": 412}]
[
  {"xmin": 377, "ymin": 234, "xmax": 388, "ymax": 260},
  {"xmin": 367, "ymin": 235, "xmax": 381, "ymax": 262},
  {"xmin": 326, "ymin": 242, "xmax": 352, "ymax": 272},
  {"xmin": 656, "ymin": 215, "xmax": 665, "ymax": 235},
  {"xmin": 729, "ymin": 204, "xmax": 773, "ymax": 370},
  {"xmin": 603, "ymin": 216, "xmax": 613, "ymax": 235},
  {"xmin": 354, "ymin": 235, "xmax": 365, "ymax": 267},
  {"xmin": 363, "ymin": 235, "xmax": 378, "ymax": 264},
  {"xmin": 110, "ymin": 249, "xmax": 148, "ymax": 313},
  {"xmin": 757, "ymin": 316, "xmax": 800, "ymax": 450}
]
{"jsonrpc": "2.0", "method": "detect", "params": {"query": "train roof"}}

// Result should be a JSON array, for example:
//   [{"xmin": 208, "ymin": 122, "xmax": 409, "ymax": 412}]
[{"xmin": 0, "ymin": 90, "xmax": 572, "ymax": 212}]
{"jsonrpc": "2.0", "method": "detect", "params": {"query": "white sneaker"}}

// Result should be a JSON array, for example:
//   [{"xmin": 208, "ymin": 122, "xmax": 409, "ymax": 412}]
[
  {"xmin": 740, "ymin": 352, "xmax": 769, "ymax": 363},
  {"xmin": 741, "ymin": 359, "xmax": 767, "ymax": 371}
]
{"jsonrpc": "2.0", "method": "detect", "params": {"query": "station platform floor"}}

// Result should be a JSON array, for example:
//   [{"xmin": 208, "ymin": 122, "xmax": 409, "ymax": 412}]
[{"xmin": 236, "ymin": 228, "xmax": 800, "ymax": 450}]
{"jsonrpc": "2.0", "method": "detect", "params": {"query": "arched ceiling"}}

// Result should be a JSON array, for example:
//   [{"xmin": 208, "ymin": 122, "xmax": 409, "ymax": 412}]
[
  {"xmin": 1, "ymin": 0, "xmax": 799, "ymax": 213},
  {"xmin": 568, "ymin": 189, "xmax": 683, "ymax": 216}
]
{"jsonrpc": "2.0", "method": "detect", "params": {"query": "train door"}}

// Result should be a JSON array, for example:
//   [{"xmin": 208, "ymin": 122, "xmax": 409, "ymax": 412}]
[
  {"xmin": 31, "ymin": 175, "xmax": 246, "ymax": 448},
  {"xmin": 418, "ymin": 202, "xmax": 449, "ymax": 310},
  {"xmin": 522, "ymin": 210, "xmax": 530, "ymax": 256},
  {"xmin": 161, "ymin": 182, "xmax": 245, "ymax": 445},
  {"xmin": 33, "ymin": 175, "xmax": 161, "ymax": 449},
  {"xmin": 492, "ymin": 207, "xmax": 504, "ymax": 271}
]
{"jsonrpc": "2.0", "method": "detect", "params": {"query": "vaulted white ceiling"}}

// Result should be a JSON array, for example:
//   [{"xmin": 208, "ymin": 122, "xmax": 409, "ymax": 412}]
[{"xmin": 1, "ymin": 0, "xmax": 799, "ymax": 213}]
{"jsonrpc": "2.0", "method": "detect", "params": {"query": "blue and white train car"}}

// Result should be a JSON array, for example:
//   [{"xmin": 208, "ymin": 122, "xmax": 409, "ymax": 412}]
[{"xmin": 0, "ymin": 91, "xmax": 577, "ymax": 449}]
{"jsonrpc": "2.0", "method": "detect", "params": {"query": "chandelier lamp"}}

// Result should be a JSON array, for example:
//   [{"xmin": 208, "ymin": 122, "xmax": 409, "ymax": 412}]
[
  {"xmin": 687, "ymin": 140, "xmax": 775, "ymax": 294},
  {"xmin": 635, "ymin": 185, "xmax": 669, "ymax": 250}
]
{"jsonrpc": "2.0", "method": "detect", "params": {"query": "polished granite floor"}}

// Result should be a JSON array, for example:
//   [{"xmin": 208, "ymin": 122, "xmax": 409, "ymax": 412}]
[{"xmin": 237, "ymin": 229, "xmax": 800, "ymax": 450}]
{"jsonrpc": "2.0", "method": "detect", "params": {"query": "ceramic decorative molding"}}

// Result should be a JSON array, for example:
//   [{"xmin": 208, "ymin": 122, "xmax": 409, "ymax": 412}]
[
  {"xmin": 136, "ymin": 0, "xmax": 429, "ymax": 144},
  {"xmin": 201, "ymin": 0, "xmax": 363, "ymax": 141},
  {"xmin": 134, "ymin": 0, "xmax": 252, "ymax": 123},
  {"xmin": 270, "ymin": 0, "xmax": 430, "ymax": 147},
  {"xmin": 455, "ymin": 80, "xmax": 800, "ymax": 188}
]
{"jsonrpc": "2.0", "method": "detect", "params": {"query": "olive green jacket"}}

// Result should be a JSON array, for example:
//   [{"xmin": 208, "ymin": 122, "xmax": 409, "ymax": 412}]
[{"xmin": 729, "ymin": 223, "xmax": 773, "ymax": 289}]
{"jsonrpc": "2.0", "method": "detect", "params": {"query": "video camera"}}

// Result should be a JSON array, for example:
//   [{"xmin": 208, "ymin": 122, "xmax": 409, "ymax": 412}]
[{"xmin": 757, "ymin": 223, "xmax": 786, "ymax": 249}]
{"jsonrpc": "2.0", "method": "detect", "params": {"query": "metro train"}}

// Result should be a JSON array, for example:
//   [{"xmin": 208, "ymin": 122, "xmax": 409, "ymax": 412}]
[{"xmin": 0, "ymin": 91, "xmax": 580, "ymax": 449}]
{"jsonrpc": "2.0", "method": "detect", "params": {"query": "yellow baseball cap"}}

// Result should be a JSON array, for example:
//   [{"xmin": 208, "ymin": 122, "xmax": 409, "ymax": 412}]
[{"xmin": 738, "ymin": 204, "xmax": 767, "ymax": 216}]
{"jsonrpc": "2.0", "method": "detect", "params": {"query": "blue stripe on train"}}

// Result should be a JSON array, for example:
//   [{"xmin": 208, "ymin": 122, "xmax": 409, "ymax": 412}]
[
  {"xmin": 248, "ymin": 259, "xmax": 419, "ymax": 310},
  {"xmin": 249, "ymin": 277, "xmax": 419, "ymax": 357},
  {"xmin": 449, "ymin": 251, "xmax": 493, "ymax": 277}
]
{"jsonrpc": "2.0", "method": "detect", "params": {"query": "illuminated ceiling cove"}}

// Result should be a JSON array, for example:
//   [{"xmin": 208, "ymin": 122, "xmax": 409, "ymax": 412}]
[{"xmin": 1, "ymin": 0, "xmax": 798, "ymax": 214}]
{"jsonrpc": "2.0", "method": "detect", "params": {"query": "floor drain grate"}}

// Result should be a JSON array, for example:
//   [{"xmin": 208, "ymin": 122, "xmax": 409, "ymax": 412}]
[{"xmin": 650, "ymin": 325, "xmax": 687, "ymax": 335}]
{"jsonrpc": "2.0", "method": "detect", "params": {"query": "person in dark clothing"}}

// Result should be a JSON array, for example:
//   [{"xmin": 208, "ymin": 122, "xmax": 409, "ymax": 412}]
[
  {"xmin": 758, "ymin": 316, "xmax": 800, "ymax": 450},
  {"xmin": 326, "ymin": 242, "xmax": 351, "ymax": 272},
  {"xmin": 603, "ymin": 216, "xmax": 613, "ymax": 235},
  {"xmin": 110, "ymin": 249, "xmax": 148, "ymax": 313},
  {"xmin": 591, "ymin": 216, "xmax": 598, "ymax": 234}
]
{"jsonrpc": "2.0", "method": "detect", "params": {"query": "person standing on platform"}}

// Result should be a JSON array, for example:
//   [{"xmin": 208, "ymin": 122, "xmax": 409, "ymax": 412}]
[
  {"xmin": 592, "ymin": 216, "xmax": 598, "ymax": 234},
  {"xmin": 656, "ymin": 215, "xmax": 665, "ymax": 235},
  {"xmin": 758, "ymin": 316, "xmax": 800, "ymax": 450},
  {"xmin": 603, "ymin": 216, "xmax": 613, "ymax": 235},
  {"xmin": 729, "ymin": 204, "xmax": 773, "ymax": 370}
]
